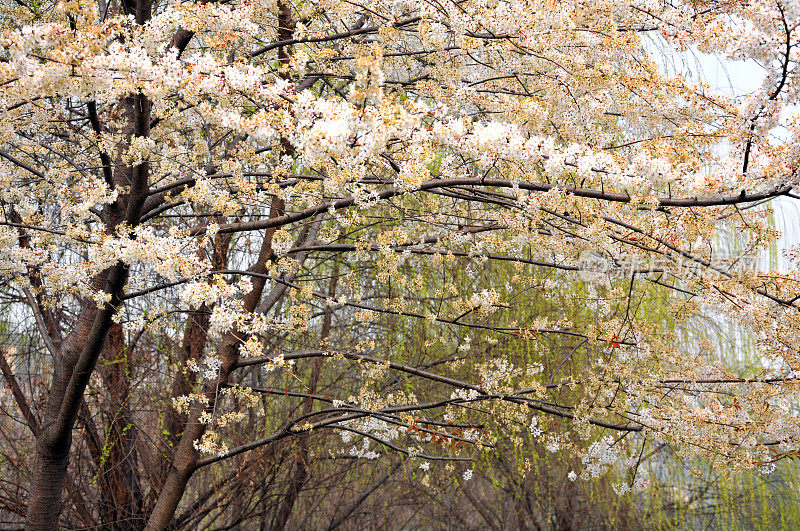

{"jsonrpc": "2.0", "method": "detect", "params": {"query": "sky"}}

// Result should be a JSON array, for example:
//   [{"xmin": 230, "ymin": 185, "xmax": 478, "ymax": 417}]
[{"xmin": 644, "ymin": 33, "xmax": 800, "ymax": 274}]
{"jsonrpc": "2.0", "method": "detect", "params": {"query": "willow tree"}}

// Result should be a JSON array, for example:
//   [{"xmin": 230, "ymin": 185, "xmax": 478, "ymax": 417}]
[{"xmin": 0, "ymin": 0, "xmax": 799, "ymax": 528}]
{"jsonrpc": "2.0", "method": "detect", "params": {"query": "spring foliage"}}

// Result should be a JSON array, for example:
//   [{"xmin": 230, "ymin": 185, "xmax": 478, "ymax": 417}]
[{"xmin": 0, "ymin": 0, "xmax": 799, "ymax": 526}]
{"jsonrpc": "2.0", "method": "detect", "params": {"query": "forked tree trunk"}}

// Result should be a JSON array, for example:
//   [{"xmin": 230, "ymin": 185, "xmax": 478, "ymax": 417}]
[
  {"xmin": 148, "ymin": 4, "xmax": 296, "ymax": 521},
  {"xmin": 146, "ymin": 198, "xmax": 285, "ymax": 530},
  {"xmin": 25, "ymin": 5, "xmax": 153, "ymax": 527}
]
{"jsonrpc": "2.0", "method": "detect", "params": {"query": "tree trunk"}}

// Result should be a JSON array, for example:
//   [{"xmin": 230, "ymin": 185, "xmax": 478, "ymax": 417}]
[
  {"xmin": 146, "ymin": 199, "xmax": 284, "ymax": 530},
  {"xmin": 24, "ymin": 3, "xmax": 153, "ymax": 523},
  {"xmin": 98, "ymin": 323, "xmax": 145, "ymax": 529},
  {"xmin": 26, "ymin": 445, "xmax": 70, "ymax": 530}
]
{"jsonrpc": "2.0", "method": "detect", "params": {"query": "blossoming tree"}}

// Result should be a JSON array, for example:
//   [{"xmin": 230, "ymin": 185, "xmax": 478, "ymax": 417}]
[{"xmin": 0, "ymin": 0, "xmax": 799, "ymax": 528}]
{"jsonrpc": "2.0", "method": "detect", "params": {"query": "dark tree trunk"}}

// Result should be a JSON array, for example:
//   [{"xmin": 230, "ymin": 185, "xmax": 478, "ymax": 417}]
[
  {"xmin": 146, "ymin": 199, "xmax": 284, "ymax": 530},
  {"xmin": 98, "ymin": 324, "xmax": 145, "ymax": 529},
  {"xmin": 26, "ymin": 445, "xmax": 70, "ymax": 530},
  {"xmin": 24, "ymin": 3, "xmax": 153, "ymax": 525}
]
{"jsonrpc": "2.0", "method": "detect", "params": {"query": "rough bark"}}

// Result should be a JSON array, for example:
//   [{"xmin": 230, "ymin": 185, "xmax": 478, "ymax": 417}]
[
  {"xmin": 98, "ymin": 323, "xmax": 145, "ymax": 529},
  {"xmin": 25, "ymin": 4, "xmax": 153, "ymax": 526},
  {"xmin": 145, "ymin": 197, "xmax": 284, "ymax": 530},
  {"xmin": 26, "ymin": 448, "xmax": 71, "ymax": 530},
  {"xmin": 161, "ymin": 227, "xmax": 230, "ymax": 457}
]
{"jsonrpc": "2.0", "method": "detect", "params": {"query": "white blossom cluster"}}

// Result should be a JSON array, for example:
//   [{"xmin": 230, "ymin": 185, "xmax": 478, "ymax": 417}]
[
  {"xmin": 187, "ymin": 356, "xmax": 223, "ymax": 381},
  {"xmin": 193, "ymin": 431, "xmax": 229, "ymax": 458},
  {"xmin": 348, "ymin": 439, "xmax": 381, "ymax": 460},
  {"xmin": 0, "ymin": 0, "xmax": 797, "ymax": 490},
  {"xmin": 451, "ymin": 388, "xmax": 480, "ymax": 401},
  {"xmin": 580, "ymin": 436, "xmax": 630, "ymax": 480}
]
